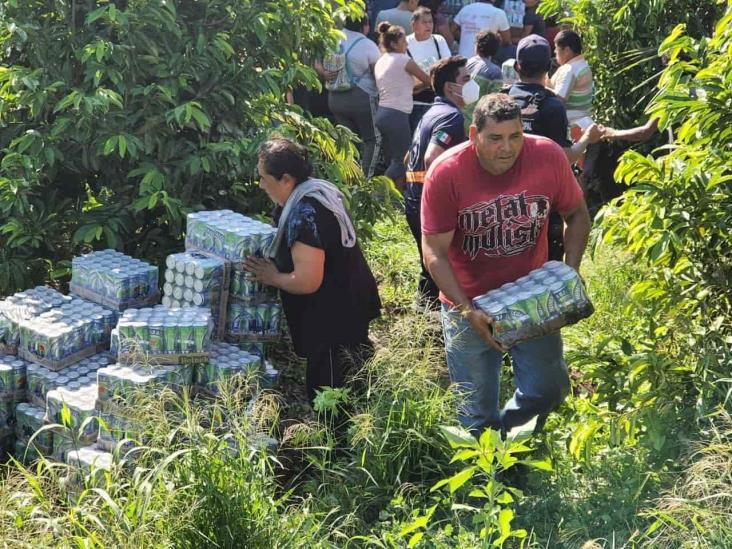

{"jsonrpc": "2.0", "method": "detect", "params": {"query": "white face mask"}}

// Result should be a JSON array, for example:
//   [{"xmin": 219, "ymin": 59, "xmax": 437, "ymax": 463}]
[{"xmin": 460, "ymin": 79, "xmax": 480, "ymax": 105}]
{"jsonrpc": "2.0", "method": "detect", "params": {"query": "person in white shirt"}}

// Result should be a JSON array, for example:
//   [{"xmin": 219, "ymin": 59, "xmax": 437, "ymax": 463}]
[
  {"xmin": 451, "ymin": 0, "xmax": 510, "ymax": 59},
  {"xmin": 325, "ymin": 16, "xmax": 383, "ymax": 177},
  {"xmin": 376, "ymin": 0, "xmax": 419, "ymax": 34},
  {"xmin": 374, "ymin": 22, "xmax": 431, "ymax": 187},
  {"xmin": 407, "ymin": 6, "xmax": 451, "ymax": 130}
]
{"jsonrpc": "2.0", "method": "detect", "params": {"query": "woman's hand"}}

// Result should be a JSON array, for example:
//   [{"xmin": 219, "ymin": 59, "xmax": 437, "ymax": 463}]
[{"xmin": 243, "ymin": 256, "xmax": 281, "ymax": 288}]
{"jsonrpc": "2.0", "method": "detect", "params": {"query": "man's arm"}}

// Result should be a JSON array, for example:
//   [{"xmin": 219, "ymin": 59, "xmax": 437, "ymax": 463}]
[
  {"xmin": 423, "ymin": 142, "xmax": 447, "ymax": 170},
  {"xmin": 423, "ymin": 231, "xmax": 507, "ymax": 352},
  {"xmin": 563, "ymin": 123, "xmax": 602, "ymax": 163},
  {"xmin": 560, "ymin": 200, "xmax": 591, "ymax": 272}
]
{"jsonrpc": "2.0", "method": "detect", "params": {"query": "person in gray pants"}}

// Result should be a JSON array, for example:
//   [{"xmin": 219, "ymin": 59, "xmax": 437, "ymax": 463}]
[{"xmin": 325, "ymin": 16, "xmax": 383, "ymax": 177}]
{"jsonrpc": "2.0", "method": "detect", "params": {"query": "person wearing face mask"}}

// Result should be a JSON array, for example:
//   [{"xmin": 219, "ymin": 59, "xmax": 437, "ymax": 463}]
[
  {"xmin": 404, "ymin": 56, "xmax": 471, "ymax": 310},
  {"xmin": 374, "ymin": 22, "xmax": 431, "ymax": 188},
  {"xmin": 421, "ymin": 93, "xmax": 590, "ymax": 437}
]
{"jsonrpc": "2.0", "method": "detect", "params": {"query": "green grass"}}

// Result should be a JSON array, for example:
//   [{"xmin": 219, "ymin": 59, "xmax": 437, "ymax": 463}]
[{"xmin": 1, "ymin": 216, "xmax": 730, "ymax": 548}]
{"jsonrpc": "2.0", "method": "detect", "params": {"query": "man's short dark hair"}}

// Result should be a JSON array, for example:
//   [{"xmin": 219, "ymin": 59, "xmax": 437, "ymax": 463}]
[
  {"xmin": 258, "ymin": 137, "xmax": 313, "ymax": 184},
  {"xmin": 431, "ymin": 56, "xmax": 467, "ymax": 97},
  {"xmin": 555, "ymin": 29, "xmax": 582, "ymax": 54},
  {"xmin": 344, "ymin": 15, "xmax": 369, "ymax": 33},
  {"xmin": 516, "ymin": 60, "xmax": 547, "ymax": 79},
  {"xmin": 418, "ymin": 0, "xmax": 443, "ymax": 15},
  {"xmin": 472, "ymin": 93, "xmax": 522, "ymax": 132},
  {"xmin": 475, "ymin": 30, "xmax": 499, "ymax": 58}
]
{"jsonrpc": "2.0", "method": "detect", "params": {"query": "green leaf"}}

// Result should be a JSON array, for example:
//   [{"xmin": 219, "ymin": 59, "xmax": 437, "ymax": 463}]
[
  {"xmin": 439, "ymin": 425, "xmax": 477, "ymax": 449},
  {"xmin": 408, "ymin": 533, "xmax": 423, "ymax": 548}
]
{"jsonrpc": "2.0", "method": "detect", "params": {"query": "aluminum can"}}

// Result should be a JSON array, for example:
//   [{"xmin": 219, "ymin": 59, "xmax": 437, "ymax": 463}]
[
  {"xmin": 176, "ymin": 322, "xmax": 194, "ymax": 353},
  {"xmin": 174, "ymin": 257, "xmax": 187, "ymax": 274},
  {"xmin": 192, "ymin": 321, "xmax": 209, "ymax": 352},
  {"xmin": 0, "ymin": 365, "xmax": 11, "ymax": 393},
  {"xmin": 163, "ymin": 282, "xmax": 174, "ymax": 296},
  {"xmin": 548, "ymin": 280, "xmax": 575, "ymax": 313},
  {"xmin": 162, "ymin": 321, "xmax": 178, "ymax": 354},
  {"xmin": 148, "ymin": 322, "xmax": 164, "ymax": 354},
  {"xmin": 164, "ymin": 269, "xmax": 176, "ymax": 284},
  {"xmin": 165, "ymin": 254, "xmax": 177, "ymax": 270},
  {"xmin": 267, "ymin": 304, "xmax": 282, "ymax": 335},
  {"xmin": 254, "ymin": 304, "xmax": 269, "ymax": 334},
  {"xmin": 172, "ymin": 286, "xmax": 184, "ymax": 300}
]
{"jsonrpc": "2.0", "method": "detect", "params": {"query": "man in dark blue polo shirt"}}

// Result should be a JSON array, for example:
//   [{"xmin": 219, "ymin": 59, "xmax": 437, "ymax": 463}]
[
  {"xmin": 505, "ymin": 34, "xmax": 601, "ymax": 260},
  {"xmin": 405, "ymin": 56, "xmax": 470, "ymax": 310}
]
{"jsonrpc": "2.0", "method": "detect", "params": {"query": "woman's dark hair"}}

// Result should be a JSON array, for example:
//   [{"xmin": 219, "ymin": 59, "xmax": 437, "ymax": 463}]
[
  {"xmin": 377, "ymin": 22, "xmax": 405, "ymax": 52},
  {"xmin": 431, "ymin": 55, "xmax": 467, "ymax": 96},
  {"xmin": 475, "ymin": 29, "xmax": 499, "ymax": 58},
  {"xmin": 258, "ymin": 138, "xmax": 313, "ymax": 184},
  {"xmin": 411, "ymin": 6, "xmax": 433, "ymax": 23},
  {"xmin": 344, "ymin": 15, "xmax": 369, "ymax": 33},
  {"xmin": 555, "ymin": 29, "xmax": 582, "ymax": 54},
  {"xmin": 472, "ymin": 93, "xmax": 521, "ymax": 132}
]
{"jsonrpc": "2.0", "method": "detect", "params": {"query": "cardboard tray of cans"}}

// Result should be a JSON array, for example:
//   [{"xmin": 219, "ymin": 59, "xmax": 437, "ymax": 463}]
[
  {"xmin": 0, "ymin": 343, "xmax": 18, "ymax": 355},
  {"xmin": 70, "ymin": 283, "xmax": 160, "ymax": 312},
  {"xmin": 116, "ymin": 352, "xmax": 209, "ymax": 366},
  {"xmin": 18, "ymin": 344, "xmax": 110, "ymax": 372}
]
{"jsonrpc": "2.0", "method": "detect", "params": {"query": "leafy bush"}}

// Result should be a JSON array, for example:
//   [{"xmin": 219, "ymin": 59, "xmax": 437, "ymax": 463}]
[
  {"xmin": 539, "ymin": 0, "xmax": 721, "ymax": 129},
  {"xmin": 596, "ymin": 3, "xmax": 732, "ymax": 413},
  {"xmin": 0, "ymin": 0, "xmax": 395, "ymax": 295}
]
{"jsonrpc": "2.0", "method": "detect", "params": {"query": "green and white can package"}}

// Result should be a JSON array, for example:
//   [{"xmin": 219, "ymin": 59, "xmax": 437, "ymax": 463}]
[{"xmin": 472, "ymin": 261, "xmax": 594, "ymax": 348}]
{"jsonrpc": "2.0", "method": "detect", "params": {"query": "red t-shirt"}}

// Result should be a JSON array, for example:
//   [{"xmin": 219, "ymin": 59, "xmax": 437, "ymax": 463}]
[{"xmin": 421, "ymin": 135, "xmax": 583, "ymax": 305}]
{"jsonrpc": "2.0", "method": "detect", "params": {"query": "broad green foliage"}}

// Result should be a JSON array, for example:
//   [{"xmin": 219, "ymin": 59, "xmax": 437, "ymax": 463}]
[
  {"xmin": 539, "ymin": 0, "xmax": 721, "ymax": 129},
  {"xmin": 0, "ymin": 0, "xmax": 395, "ymax": 294},
  {"xmin": 597, "ymin": 1, "xmax": 732, "ymax": 413}
]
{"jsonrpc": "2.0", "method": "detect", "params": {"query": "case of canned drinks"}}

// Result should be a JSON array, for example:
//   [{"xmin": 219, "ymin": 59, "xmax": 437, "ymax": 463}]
[
  {"xmin": 472, "ymin": 261, "xmax": 594, "ymax": 348},
  {"xmin": 114, "ymin": 306, "xmax": 213, "ymax": 357},
  {"xmin": 65, "ymin": 445, "xmax": 113, "ymax": 495},
  {"xmin": 71, "ymin": 250, "xmax": 159, "ymax": 310},
  {"xmin": 0, "ymin": 355, "xmax": 28, "ymax": 400},
  {"xmin": 226, "ymin": 301, "xmax": 282, "ymax": 339},
  {"xmin": 162, "ymin": 251, "xmax": 226, "ymax": 320},
  {"xmin": 96, "ymin": 410, "xmax": 140, "ymax": 452},
  {"xmin": 45, "ymin": 385, "xmax": 98, "ymax": 444},
  {"xmin": 194, "ymin": 342, "xmax": 261, "ymax": 395},
  {"xmin": 0, "ymin": 397, "xmax": 14, "ymax": 431},
  {"xmin": 15, "ymin": 402, "xmax": 53, "ymax": 453},
  {"xmin": 185, "ymin": 210, "xmax": 276, "ymax": 261},
  {"xmin": 0, "ymin": 287, "xmax": 72, "ymax": 351},
  {"xmin": 26, "ymin": 353, "xmax": 110, "ymax": 408},
  {"xmin": 97, "ymin": 363, "xmax": 194, "ymax": 408},
  {"xmin": 17, "ymin": 298, "xmax": 116, "ymax": 368}
]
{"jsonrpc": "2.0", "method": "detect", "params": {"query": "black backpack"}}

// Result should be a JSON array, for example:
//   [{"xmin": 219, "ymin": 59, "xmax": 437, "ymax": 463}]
[{"xmin": 501, "ymin": 85, "xmax": 552, "ymax": 137}]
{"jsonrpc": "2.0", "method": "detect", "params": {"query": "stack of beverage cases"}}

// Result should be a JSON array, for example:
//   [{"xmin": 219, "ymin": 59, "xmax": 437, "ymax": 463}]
[{"xmin": 0, "ymin": 210, "xmax": 280, "ymax": 491}]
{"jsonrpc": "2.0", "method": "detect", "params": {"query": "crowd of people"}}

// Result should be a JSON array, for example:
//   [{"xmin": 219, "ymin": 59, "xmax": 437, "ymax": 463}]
[{"xmin": 268, "ymin": 1, "xmax": 653, "ymax": 438}]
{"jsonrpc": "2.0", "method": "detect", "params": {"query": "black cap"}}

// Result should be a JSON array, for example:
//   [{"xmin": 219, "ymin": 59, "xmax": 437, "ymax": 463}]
[{"xmin": 516, "ymin": 34, "xmax": 551, "ymax": 70}]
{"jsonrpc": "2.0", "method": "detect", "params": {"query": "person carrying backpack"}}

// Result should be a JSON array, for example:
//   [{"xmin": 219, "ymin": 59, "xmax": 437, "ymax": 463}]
[
  {"xmin": 323, "ymin": 16, "xmax": 382, "ymax": 177},
  {"xmin": 503, "ymin": 34, "xmax": 601, "ymax": 260}
]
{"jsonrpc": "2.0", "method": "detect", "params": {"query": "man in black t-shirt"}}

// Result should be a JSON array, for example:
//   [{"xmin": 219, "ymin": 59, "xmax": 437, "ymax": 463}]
[
  {"xmin": 505, "ymin": 34, "xmax": 601, "ymax": 260},
  {"xmin": 405, "ymin": 56, "xmax": 470, "ymax": 310}
]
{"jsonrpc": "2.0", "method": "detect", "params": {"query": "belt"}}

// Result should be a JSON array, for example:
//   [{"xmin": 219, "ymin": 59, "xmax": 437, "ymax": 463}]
[{"xmin": 406, "ymin": 171, "xmax": 426, "ymax": 184}]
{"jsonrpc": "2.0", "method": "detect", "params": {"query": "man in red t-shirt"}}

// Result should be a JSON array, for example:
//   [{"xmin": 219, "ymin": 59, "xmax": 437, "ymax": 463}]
[{"xmin": 421, "ymin": 93, "xmax": 590, "ymax": 435}]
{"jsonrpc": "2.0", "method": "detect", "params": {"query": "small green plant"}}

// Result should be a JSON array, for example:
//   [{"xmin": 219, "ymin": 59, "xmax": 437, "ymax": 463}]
[{"xmin": 390, "ymin": 426, "xmax": 550, "ymax": 547}]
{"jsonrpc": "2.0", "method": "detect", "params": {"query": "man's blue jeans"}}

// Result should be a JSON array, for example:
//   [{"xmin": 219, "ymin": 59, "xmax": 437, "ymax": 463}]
[{"xmin": 441, "ymin": 304, "xmax": 570, "ymax": 434}]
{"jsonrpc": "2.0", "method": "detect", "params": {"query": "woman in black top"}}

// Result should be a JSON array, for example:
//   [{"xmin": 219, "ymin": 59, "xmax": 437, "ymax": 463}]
[{"xmin": 244, "ymin": 138, "xmax": 381, "ymax": 402}]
